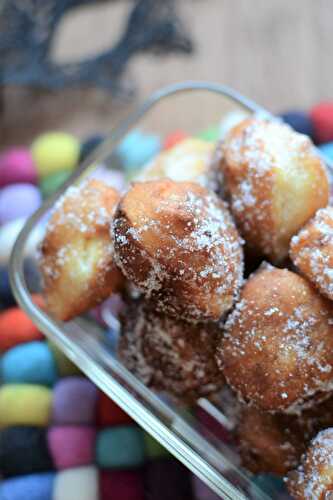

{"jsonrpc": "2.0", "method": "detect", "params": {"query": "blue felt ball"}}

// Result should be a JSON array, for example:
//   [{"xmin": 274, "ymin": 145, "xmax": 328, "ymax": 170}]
[
  {"xmin": 0, "ymin": 267, "xmax": 15, "ymax": 307},
  {"xmin": 319, "ymin": 142, "xmax": 333, "ymax": 164},
  {"xmin": 251, "ymin": 473, "xmax": 287, "ymax": 497},
  {"xmin": 117, "ymin": 130, "xmax": 161, "ymax": 171},
  {"xmin": 0, "ymin": 472, "xmax": 55, "ymax": 500},
  {"xmin": 1, "ymin": 341, "xmax": 58, "ymax": 386},
  {"xmin": 280, "ymin": 111, "xmax": 314, "ymax": 139},
  {"xmin": 96, "ymin": 426, "xmax": 145, "ymax": 468},
  {"xmin": 80, "ymin": 135, "xmax": 105, "ymax": 162}
]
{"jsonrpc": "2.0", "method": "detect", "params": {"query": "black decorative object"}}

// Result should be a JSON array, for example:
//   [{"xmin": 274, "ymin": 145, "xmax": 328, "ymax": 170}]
[{"xmin": 0, "ymin": 0, "xmax": 193, "ymax": 93}]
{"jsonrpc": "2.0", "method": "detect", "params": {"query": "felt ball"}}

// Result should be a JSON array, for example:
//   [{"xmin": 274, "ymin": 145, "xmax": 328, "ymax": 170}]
[
  {"xmin": 1, "ymin": 341, "xmax": 58, "ymax": 386},
  {"xmin": 196, "ymin": 407, "xmax": 232, "ymax": 444},
  {"xmin": 0, "ymin": 384, "xmax": 51, "ymax": 427},
  {"xmin": 280, "ymin": 110, "xmax": 314, "ymax": 138},
  {"xmin": 117, "ymin": 130, "xmax": 161, "ymax": 171},
  {"xmin": 0, "ymin": 148, "xmax": 38, "ymax": 187},
  {"xmin": 219, "ymin": 110, "xmax": 249, "ymax": 140},
  {"xmin": 48, "ymin": 426, "xmax": 96, "ymax": 470},
  {"xmin": 144, "ymin": 459, "xmax": 194, "ymax": 500},
  {"xmin": 95, "ymin": 426, "xmax": 145, "ymax": 468},
  {"xmin": 311, "ymin": 102, "xmax": 333, "ymax": 144},
  {"xmin": 0, "ymin": 472, "xmax": 55, "ymax": 500},
  {"xmin": 192, "ymin": 475, "xmax": 221, "ymax": 500},
  {"xmin": 0, "ymin": 217, "xmax": 43, "ymax": 266},
  {"xmin": 143, "ymin": 432, "xmax": 170, "ymax": 460},
  {"xmin": 250, "ymin": 474, "xmax": 287, "ymax": 497},
  {"xmin": 99, "ymin": 470, "xmax": 145, "ymax": 500},
  {"xmin": 52, "ymin": 377, "xmax": 97, "ymax": 425},
  {"xmin": 39, "ymin": 170, "xmax": 72, "ymax": 199},
  {"xmin": 47, "ymin": 341, "xmax": 81, "ymax": 377},
  {"xmin": 0, "ymin": 217, "xmax": 44, "ymax": 267},
  {"xmin": 31, "ymin": 132, "xmax": 80, "ymax": 178},
  {"xmin": 0, "ymin": 426, "xmax": 54, "ymax": 477},
  {"xmin": 319, "ymin": 142, "xmax": 333, "ymax": 163},
  {"xmin": 0, "ymin": 266, "xmax": 16, "ymax": 307},
  {"xmin": 0, "ymin": 306, "xmax": 43, "ymax": 352},
  {"xmin": 96, "ymin": 391, "xmax": 133, "ymax": 427},
  {"xmin": 196, "ymin": 125, "xmax": 220, "ymax": 142},
  {"xmin": 163, "ymin": 130, "xmax": 188, "ymax": 150},
  {"xmin": 0, "ymin": 183, "xmax": 41, "ymax": 224},
  {"xmin": 80, "ymin": 135, "xmax": 105, "ymax": 162},
  {"xmin": 53, "ymin": 466, "xmax": 98, "ymax": 500}
]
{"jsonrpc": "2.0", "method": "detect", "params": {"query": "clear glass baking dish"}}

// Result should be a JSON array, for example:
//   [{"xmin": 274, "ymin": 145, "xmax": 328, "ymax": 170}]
[{"xmin": 10, "ymin": 82, "xmax": 322, "ymax": 500}]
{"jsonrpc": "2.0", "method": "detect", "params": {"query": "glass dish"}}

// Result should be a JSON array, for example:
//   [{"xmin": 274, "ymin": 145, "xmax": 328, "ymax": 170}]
[{"xmin": 10, "ymin": 82, "xmax": 327, "ymax": 500}]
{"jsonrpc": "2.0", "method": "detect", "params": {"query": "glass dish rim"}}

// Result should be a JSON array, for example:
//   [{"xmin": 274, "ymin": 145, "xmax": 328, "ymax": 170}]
[{"xmin": 9, "ymin": 81, "xmax": 328, "ymax": 500}]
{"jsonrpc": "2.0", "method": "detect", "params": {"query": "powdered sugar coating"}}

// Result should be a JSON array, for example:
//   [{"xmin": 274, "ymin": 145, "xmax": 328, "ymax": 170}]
[
  {"xmin": 118, "ymin": 300, "xmax": 223, "ymax": 401},
  {"xmin": 112, "ymin": 179, "xmax": 243, "ymax": 323},
  {"xmin": 291, "ymin": 206, "xmax": 333, "ymax": 301},
  {"xmin": 136, "ymin": 138, "xmax": 217, "ymax": 190},
  {"xmin": 40, "ymin": 179, "xmax": 123, "ymax": 320},
  {"xmin": 217, "ymin": 265, "xmax": 333, "ymax": 414},
  {"xmin": 220, "ymin": 118, "xmax": 329, "ymax": 262},
  {"xmin": 287, "ymin": 428, "xmax": 333, "ymax": 499}
]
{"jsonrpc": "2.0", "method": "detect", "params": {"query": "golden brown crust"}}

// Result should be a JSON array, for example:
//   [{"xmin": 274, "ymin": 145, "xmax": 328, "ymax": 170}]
[
  {"xmin": 290, "ymin": 206, "xmax": 333, "ymax": 301},
  {"xmin": 136, "ymin": 138, "xmax": 217, "ymax": 189},
  {"xmin": 287, "ymin": 428, "xmax": 333, "ymax": 499},
  {"xmin": 217, "ymin": 265, "xmax": 333, "ymax": 413},
  {"xmin": 220, "ymin": 118, "xmax": 329, "ymax": 263},
  {"xmin": 236, "ymin": 406, "xmax": 308, "ymax": 476},
  {"xmin": 112, "ymin": 179, "xmax": 244, "ymax": 323},
  {"xmin": 236, "ymin": 398, "xmax": 333, "ymax": 477},
  {"xmin": 118, "ymin": 300, "xmax": 224, "ymax": 401},
  {"xmin": 40, "ymin": 179, "xmax": 123, "ymax": 321}
]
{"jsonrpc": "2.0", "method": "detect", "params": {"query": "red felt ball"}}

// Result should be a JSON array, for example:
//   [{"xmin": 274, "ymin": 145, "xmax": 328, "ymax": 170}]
[
  {"xmin": 100, "ymin": 470, "xmax": 145, "ymax": 500},
  {"xmin": 310, "ymin": 102, "xmax": 333, "ymax": 144},
  {"xmin": 0, "ymin": 305, "xmax": 44, "ymax": 352},
  {"xmin": 96, "ymin": 391, "xmax": 133, "ymax": 427},
  {"xmin": 163, "ymin": 130, "xmax": 188, "ymax": 150}
]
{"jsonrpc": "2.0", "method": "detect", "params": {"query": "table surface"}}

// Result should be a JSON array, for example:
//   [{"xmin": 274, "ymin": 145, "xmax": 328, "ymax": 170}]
[{"xmin": 1, "ymin": 0, "xmax": 332, "ymax": 146}]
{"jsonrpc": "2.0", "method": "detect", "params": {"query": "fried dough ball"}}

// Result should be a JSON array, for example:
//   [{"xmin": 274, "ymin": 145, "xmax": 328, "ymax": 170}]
[
  {"xmin": 40, "ymin": 179, "xmax": 123, "ymax": 321},
  {"xmin": 287, "ymin": 428, "xmax": 333, "ymax": 499},
  {"xmin": 118, "ymin": 300, "xmax": 223, "ymax": 401},
  {"xmin": 217, "ymin": 265, "xmax": 333, "ymax": 413},
  {"xmin": 236, "ymin": 398, "xmax": 333, "ymax": 477},
  {"xmin": 112, "ymin": 179, "xmax": 243, "ymax": 323},
  {"xmin": 136, "ymin": 138, "xmax": 216, "ymax": 190},
  {"xmin": 220, "ymin": 118, "xmax": 329, "ymax": 263},
  {"xmin": 236, "ymin": 406, "xmax": 308, "ymax": 476},
  {"xmin": 290, "ymin": 207, "xmax": 333, "ymax": 301}
]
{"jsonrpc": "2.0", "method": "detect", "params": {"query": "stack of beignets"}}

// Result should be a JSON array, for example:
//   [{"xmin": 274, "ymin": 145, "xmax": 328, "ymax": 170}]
[{"xmin": 40, "ymin": 116, "xmax": 333, "ymax": 495}]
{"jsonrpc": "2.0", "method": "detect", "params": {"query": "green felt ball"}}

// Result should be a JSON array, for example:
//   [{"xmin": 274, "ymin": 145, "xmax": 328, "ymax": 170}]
[
  {"xmin": 196, "ymin": 125, "xmax": 220, "ymax": 142},
  {"xmin": 96, "ymin": 426, "xmax": 145, "ymax": 468},
  {"xmin": 31, "ymin": 132, "xmax": 80, "ymax": 178},
  {"xmin": 40, "ymin": 170, "xmax": 72, "ymax": 199},
  {"xmin": 143, "ymin": 432, "xmax": 170, "ymax": 459},
  {"xmin": 47, "ymin": 341, "xmax": 81, "ymax": 377}
]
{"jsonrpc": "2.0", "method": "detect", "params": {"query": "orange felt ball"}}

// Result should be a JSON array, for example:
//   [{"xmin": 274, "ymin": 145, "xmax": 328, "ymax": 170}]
[
  {"xmin": 0, "ymin": 307, "xmax": 43, "ymax": 352},
  {"xmin": 163, "ymin": 130, "xmax": 188, "ymax": 150},
  {"xmin": 97, "ymin": 391, "xmax": 133, "ymax": 426}
]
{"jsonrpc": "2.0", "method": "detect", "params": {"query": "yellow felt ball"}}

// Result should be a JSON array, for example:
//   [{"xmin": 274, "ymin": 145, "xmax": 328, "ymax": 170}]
[
  {"xmin": 31, "ymin": 132, "xmax": 80, "ymax": 178},
  {"xmin": 0, "ymin": 384, "xmax": 52, "ymax": 427}
]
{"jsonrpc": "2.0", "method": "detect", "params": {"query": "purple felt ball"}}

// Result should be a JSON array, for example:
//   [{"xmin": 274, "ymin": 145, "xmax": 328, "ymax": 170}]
[
  {"xmin": 0, "ymin": 183, "xmax": 41, "ymax": 224},
  {"xmin": 0, "ymin": 148, "xmax": 37, "ymax": 187},
  {"xmin": 51, "ymin": 377, "xmax": 98, "ymax": 425}
]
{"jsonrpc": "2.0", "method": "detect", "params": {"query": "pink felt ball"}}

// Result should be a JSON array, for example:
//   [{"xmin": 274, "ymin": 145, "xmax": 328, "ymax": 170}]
[{"xmin": 0, "ymin": 148, "xmax": 38, "ymax": 187}]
